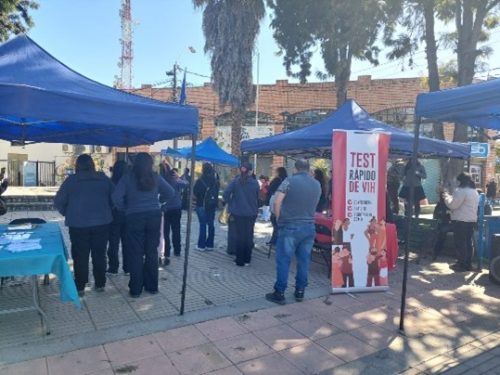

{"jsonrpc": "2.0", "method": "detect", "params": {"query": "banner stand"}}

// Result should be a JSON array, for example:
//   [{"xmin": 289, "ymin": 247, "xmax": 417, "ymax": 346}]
[{"xmin": 330, "ymin": 130, "xmax": 391, "ymax": 294}]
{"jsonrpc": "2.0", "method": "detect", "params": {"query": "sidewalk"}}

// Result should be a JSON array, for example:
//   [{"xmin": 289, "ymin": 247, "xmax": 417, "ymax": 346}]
[{"xmin": 1, "ymin": 259, "xmax": 499, "ymax": 374}]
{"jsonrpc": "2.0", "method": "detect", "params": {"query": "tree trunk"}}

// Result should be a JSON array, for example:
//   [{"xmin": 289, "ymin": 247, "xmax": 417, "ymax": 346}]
[{"xmin": 230, "ymin": 109, "xmax": 243, "ymax": 157}]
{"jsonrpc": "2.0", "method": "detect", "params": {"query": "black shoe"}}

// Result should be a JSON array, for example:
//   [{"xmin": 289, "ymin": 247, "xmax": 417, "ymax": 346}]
[
  {"xmin": 164, "ymin": 257, "xmax": 170, "ymax": 266},
  {"xmin": 145, "ymin": 289, "xmax": 159, "ymax": 295},
  {"xmin": 294, "ymin": 289, "xmax": 305, "ymax": 302},
  {"xmin": 94, "ymin": 286, "xmax": 105, "ymax": 293},
  {"xmin": 174, "ymin": 252, "xmax": 181, "ymax": 257},
  {"xmin": 266, "ymin": 290, "xmax": 285, "ymax": 305},
  {"xmin": 129, "ymin": 291, "xmax": 141, "ymax": 298},
  {"xmin": 106, "ymin": 269, "xmax": 118, "ymax": 275}
]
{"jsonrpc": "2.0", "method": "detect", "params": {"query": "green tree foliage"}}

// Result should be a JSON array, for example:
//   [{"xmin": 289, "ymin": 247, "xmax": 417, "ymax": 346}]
[
  {"xmin": 267, "ymin": 0, "xmax": 401, "ymax": 107},
  {"xmin": 193, "ymin": 0, "xmax": 265, "ymax": 156},
  {"xmin": 0, "ymin": 0, "xmax": 38, "ymax": 42}
]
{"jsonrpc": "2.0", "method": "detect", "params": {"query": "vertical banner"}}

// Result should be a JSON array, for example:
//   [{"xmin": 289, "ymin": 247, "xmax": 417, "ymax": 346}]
[{"xmin": 331, "ymin": 130, "xmax": 390, "ymax": 293}]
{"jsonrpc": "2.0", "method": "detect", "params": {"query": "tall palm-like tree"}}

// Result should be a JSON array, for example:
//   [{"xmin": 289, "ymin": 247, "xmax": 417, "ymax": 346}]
[{"xmin": 194, "ymin": 0, "xmax": 265, "ymax": 156}]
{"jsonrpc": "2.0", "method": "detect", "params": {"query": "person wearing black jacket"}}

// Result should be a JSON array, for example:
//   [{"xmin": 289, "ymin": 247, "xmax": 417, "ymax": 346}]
[
  {"xmin": 266, "ymin": 167, "xmax": 287, "ymax": 245},
  {"xmin": 54, "ymin": 154, "xmax": 114, "ymax": 297},
  {"xmin": 432, "ymin": 192, "xmax": 451, "ymax": 260},
  {"xmin": 193, "ymin": 163, "xmax": 220, "ymax": 251}
]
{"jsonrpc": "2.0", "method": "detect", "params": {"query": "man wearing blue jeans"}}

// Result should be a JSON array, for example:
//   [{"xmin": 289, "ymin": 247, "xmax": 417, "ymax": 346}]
[{"xmin": 266, "ymin": 159, "xmax": 321, "ymax": 305}]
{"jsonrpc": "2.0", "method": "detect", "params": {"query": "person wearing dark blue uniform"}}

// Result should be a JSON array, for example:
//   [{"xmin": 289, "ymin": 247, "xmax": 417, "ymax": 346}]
[{"xmin": 112, "ymin": 153, "xmax": 174, "ymax": 298}]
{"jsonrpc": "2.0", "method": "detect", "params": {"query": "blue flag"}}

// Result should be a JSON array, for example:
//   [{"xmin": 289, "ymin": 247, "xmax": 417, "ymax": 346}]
[{"xmin": 179, "ymin": 69, "xmax": 187, "ymax": 105}]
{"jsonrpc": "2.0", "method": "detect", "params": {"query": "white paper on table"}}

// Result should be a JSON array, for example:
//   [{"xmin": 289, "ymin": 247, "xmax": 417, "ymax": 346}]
[
  {"xmin": 2, "ymin": 233, "xmax": 32, "ymax": 242},
  {"xmin": 7, "ymin": 223, "xmax": 34, "ymax": 231},
  {"xmin": 6, "ymin": 239, "xmax": 42, "ymax": 252}
]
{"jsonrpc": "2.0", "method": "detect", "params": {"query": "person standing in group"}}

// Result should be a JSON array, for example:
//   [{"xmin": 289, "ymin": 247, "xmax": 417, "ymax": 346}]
[
  {"xmin": 193, "ymin": 163, "xmax": 220, "ymax": 251},
  {"xmin": 162, "ymin": 166, "xmax": 189, "ymax": 264},
  {"xmin": 387, "ymin": 160, "xmax": 403, "ymax": 214},
  {"xmin": 313, "ymin": 168, "xmax": 328, "ymax": 213},
  {"xmin": 54, "ymin": 154, "xmax": 114, "ymax": 297},
  {"xmin": 266, "ymin": 159, "xmax": 321, "ymax": 304},
  {"xmin": 107, "ymin": 160, "xmax": 129, "ymax": 275},
  {"xmin": 486, "ymin": 178, "xmax": 497, "ymax": 204},
  {"xmin": 181, "ymin": 167, "xmax": 191, "ymax": 210},
  {"xmin": 443, "ymin": 172, "xmax": 479, "ymax": 272},
  {"xmin": 399, "ymin": 159, "xmax": 427, "ymax": 218},
  {"xmin": 223, "ymin": 162, "xmax": 260, "ymax": 266},
  {"xmin": 266, "ymin": 167, "xmax": 288, "ymax": 246},
  {"xmin": 112, "ymin": 153, "xmax": 174, "ymax": 298}
]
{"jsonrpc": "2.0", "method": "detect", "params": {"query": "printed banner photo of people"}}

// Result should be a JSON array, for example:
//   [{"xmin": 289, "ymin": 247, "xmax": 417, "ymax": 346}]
[{"xmin": 331, "ymin": 130, "xmax": 390, "ymax": 293}]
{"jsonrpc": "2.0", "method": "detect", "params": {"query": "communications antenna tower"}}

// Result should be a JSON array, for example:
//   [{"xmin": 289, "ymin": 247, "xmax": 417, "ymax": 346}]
[{"xmin": 117, "ymin": 0, "xmax": 133, "ymax": 89}]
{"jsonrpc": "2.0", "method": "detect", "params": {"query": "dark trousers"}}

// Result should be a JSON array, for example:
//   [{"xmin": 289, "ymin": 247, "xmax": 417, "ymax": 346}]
[
  {"xmin": 163, "ymin": 208, "xmax": 182, "ymax": 257},
  {"xmin": 233, "ymin": 215, "xmax": 257, "ymax": 266},
  {"xmin": 126, "ymin": 210, "xmax": 161, "ymax": 295},
  {"xmin": 433, "ymin": 223, "xmax": 451, "ymax": 259},
  {"xmin": 387, "ymin": 182, "xmax": 400, "ymax": 214},
  {"xmin": 269, "ymin": 214, "xmax": 278, "ymax": 245},
  {"xmin": 342, "ymin": 273, "xmax": 354, "ymax": 288},
  {"xmin": 108, "ymin": 211, "xmax": 128, "ymax": 273},
  {"xmin": 366, "ymin": 273, "xmax": 380, "ymax": 287},
  {"xmin": 453, "ymin": 221, "xmax": 475, "ymax": 269},
  {"xmin": 404, "ymin": 201, "xmax": 421, "ymax": 218},
  {"xmin": 69, "ymin": 224, "xmax": 109, "ymax": 291},
  {"xmin": 196, "ymin": 206, "xmax": 216, "ymax": 248}
]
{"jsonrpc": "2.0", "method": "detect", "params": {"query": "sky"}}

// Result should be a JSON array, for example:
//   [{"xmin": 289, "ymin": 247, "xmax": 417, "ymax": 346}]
[{"xmin": 26, "ymin": 0, "xmax": 500, "ymax": 89}]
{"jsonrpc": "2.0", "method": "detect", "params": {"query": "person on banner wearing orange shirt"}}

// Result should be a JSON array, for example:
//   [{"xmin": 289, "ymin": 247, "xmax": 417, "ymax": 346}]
[
  {"xmin": 378, "ymin": 249, "xmax": 389, "ymax": 286},
  {"xmin": 332, "ymin": 246, "xmax": 344, "ymax": 288},
  {"xmin": 340, "ymin": 245, "xmax": 354, "ymax": 288}
]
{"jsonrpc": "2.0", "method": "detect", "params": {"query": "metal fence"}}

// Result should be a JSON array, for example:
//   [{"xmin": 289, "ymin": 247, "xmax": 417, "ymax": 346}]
[{"xmin": 0, "ymin": 159, "xmax": 56, "ymax": 186}]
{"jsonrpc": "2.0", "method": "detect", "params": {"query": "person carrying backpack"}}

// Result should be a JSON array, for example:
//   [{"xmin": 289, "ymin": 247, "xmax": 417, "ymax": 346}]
[{"xmin": 193, "ymin": 163, "xmax": 220, "ymax": 251}]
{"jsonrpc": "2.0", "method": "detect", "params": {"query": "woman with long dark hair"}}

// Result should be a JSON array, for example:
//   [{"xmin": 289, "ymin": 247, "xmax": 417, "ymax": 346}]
[
  {"xmin": 112, "ymin": 153, "xmax": 174, "ymax": 298},
  {"xmin": 193, "ymin": 163, "xmax": 220, "ymax": 250},
  {"xmin": 443, "ymin": 172, "xmax": 479, "ymax": 272},
  {"xmin": 266, "ymin": 167, "xmax": 287, "ymax": 245},
  {"xmin": 161, "ymin": 164, "xmax": 188, "ymax": 264},
  {"xmin": 107, "ymin": 160, "xmax": 128, "ymax": 274},
  {"xmin": 223, "ymin": 162, "xmax": 260, "ymax": 266},
  {"xmin": 55, "ymin": 154, "xmax": 114, "ymax": 297},
  {"xmin": 314, "ymin": 168, "xmax": 328, "ymax": 212}
]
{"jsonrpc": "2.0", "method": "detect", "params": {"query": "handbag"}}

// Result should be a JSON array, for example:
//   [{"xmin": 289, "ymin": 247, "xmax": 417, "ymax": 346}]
[{"xmin": 218, "ymin": 205, "xmax": 229, "ymax": 225}]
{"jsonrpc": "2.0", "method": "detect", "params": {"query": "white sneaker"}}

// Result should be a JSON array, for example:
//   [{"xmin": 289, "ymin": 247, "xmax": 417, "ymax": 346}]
[
  {"xmin": 205, "ymin": 247, "xmax": 214, "ymax": 251},
  {"xmin": 196, "ymin": 247, "xmax": 206, "ymax": 251}
]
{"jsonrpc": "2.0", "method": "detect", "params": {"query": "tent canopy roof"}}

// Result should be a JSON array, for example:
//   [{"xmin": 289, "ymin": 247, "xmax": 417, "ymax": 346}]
[
  {"xmin": 241, "ymin": 100, "xmax": 470, "ymax": 159},
  {"xmin": 415, "ymin": 78, "xmax": 500, "ymax": 130},
  {"xmin": 0, "ymin": 35, "xmax": 198, "ymax": 147},
  {"xmin": 161, "ymin": 137, "xmax": 239, "ymax": 167}
]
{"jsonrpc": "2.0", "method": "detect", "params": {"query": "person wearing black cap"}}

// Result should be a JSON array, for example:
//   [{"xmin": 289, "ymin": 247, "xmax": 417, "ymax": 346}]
[
  {"xmin": 223, "ymin": 162, "xmax": 260, "ymax": 266},
  {"xmin": 266, "ymin": 159, "xmax": 321, "ymax": 304}
]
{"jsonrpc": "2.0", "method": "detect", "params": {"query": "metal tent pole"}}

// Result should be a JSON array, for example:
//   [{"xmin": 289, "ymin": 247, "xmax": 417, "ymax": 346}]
[
  {"xmin": 180, "ymin": 134, "xmax": 197, "ymax": 315},
  {"xmin": 399, "ymin": 117, "xmax": 421, "ymax": 334}
]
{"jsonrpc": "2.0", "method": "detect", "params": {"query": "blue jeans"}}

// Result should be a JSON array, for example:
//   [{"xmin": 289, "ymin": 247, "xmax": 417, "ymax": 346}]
[
  {"xmin": 196, "ymin": 206, "xmax": 215, "ymax": 248},
  {"xmin": 274, "ymin": 222, "xmax": 315, "ymax": 292}
]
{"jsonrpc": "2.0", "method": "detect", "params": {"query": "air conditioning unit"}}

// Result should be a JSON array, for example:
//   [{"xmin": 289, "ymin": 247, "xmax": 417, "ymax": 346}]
[
  {"xmin": 72, "ymin": 145, "xmax": 94, "ymax": 154},
  {"xmin": 94, "ymin": 146, "xmax": 110, "ymax": 154},
  {"xmin": 62, "ymin": 144, "xmax": 70, "ymax": 152}
]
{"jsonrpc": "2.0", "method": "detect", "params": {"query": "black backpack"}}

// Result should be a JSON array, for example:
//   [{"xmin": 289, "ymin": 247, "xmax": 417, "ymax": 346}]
[{"xmin": 201, "ymin": 179, "xmax": 218, "ymax": 210}]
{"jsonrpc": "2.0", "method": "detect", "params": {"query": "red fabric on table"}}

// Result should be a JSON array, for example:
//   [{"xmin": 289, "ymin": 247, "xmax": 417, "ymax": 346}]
[{"xmin": 385, "ymin": 223, "xmax": 398, "ymax": 271}]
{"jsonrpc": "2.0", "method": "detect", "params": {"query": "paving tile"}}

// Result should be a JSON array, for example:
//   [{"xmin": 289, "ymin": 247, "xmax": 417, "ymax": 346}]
[
  {"xmin": 86, "ymin": 369, "xmax": 115, "ymax": 375},
  {"xmin": 348, "ymin": 324, "xmax": 398, "ymax": 348},
  {"xmin": 47, "ymin": 345, "xmax": 111, "ymax": 374},
  {"xmin": 213, "ymin": 333, "xmax": 273, "ymax": 364},
  {"xmin": 202, "ymin": 366, "xmax": 243, "ymax": 375},
  {"xmin": 237, "ymin": 353, "xmax": 303, "ymax": 375},
  {"xmin": 112, "ymin": 354, "xmax": 179, "ymax": 375},
  {"xmin": 267, "ymin": 302, "xmax": 315, "ymax": 323},
  {"xmin": 104, "ymin": 334, "xmax": 163, "ymax": 366},
  {"xmin": 288, "ymin": 316, "xmax": 340, "ymax": 340},
  {"xmin": 196, "ymin": 317, "xmax": 248, "ymax": 341},
  {"xmin": 318, "ymin": 309, "xmax": 372, "ymax": 331},
  {"xmin": 0, "ymin": 358, "xmax": 47, "ymax": 375},
  {"xmin": 280, "ymin": 341, "xmax": 344, "ymax": 374},
  {"xmin": 253, "ymin": 324, "xmax": 310, "ymax": 351},
  {"xmin": 233, "ymin": 310, "xmax": 282, "ymax": 331},
  {"xmin": 316, "ymin": 332, "xmax": 378, "ymax": 362},
  {"xmin": 168, "ymin": 343, "xmax": 232, "ymax": 375},
  {"xmin": 154, "ymin": 325, "xmax": 209, "ymax": 353}
]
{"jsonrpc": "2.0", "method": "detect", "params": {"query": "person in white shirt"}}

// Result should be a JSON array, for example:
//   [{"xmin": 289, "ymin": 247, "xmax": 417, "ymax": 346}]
[{"xmin": 443, "ymin": 172, "xmax": 479, "ymax": 272}]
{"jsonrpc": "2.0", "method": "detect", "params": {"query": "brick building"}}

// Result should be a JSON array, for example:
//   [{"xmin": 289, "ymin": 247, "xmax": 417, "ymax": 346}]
[{"xmin": 132, "ymin": 75, "xmax": 496, "ymax": 201}]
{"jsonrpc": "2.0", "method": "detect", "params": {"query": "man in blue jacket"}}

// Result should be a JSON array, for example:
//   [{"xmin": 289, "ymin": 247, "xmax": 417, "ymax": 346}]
[
  {"xmin": 266, "ymin": 159, "xmax": 321, "ymax": 304},
  {"xmin": 223, "ymin": 162, "xmax": 259, "ymax": 266}
]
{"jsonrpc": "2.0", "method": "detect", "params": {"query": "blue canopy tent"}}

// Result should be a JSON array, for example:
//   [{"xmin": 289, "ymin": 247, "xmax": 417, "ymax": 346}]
[
  {"xmin": 0, "ymin": 35, "xmax": 198, "ymax": 146},
  {"xmin": 241, "ymin": 100, "xmax": 470, "ymax": 159},
  {"xmin": 161, "ymin": 137, "xmax": 239, "ymax": 167},
  {"xmin": 396, "ymin": 78, "xmax": 500, "ymax": 333},
  {"xmin": 0, "ymin": 35, "xmax": 199, "ymax": 315}
]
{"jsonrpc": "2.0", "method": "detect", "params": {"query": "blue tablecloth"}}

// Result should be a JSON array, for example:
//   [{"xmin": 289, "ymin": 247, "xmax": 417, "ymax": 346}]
[{"xmin": 0, "ymin": 223, "xmax": 80, "ymax": 308}]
